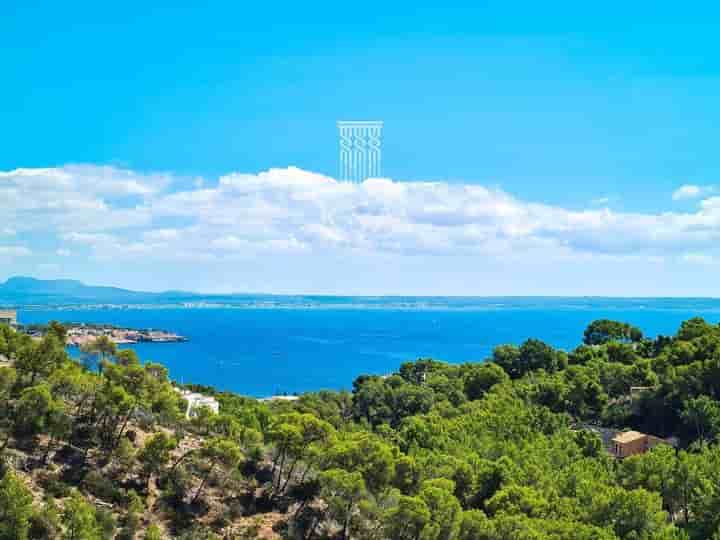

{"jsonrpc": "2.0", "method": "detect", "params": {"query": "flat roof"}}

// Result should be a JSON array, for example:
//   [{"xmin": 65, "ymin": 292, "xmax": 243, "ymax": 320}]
[{"xmin": 612, "ymin": 430, "xmax": 646, "ymax": 444}]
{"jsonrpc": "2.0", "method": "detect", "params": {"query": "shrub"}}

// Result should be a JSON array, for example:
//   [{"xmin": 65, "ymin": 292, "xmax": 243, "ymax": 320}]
[
  {"xmin": 84, "ymin": 470, "xmax": 124, "ymax": 504},
  {"xmin": 38, "ymin": 472, "xmax": 71, "ymax": 498}
]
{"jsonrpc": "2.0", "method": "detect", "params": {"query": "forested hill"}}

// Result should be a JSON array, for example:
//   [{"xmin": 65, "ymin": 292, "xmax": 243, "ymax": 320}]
[{"xmin": 3, "ymin": 317, "xmax": 720, "ymax": 538}]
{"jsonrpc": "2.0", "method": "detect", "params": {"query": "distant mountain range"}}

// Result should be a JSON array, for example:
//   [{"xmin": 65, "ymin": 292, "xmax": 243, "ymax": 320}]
[{"xmin": 0, "ymin": 276, "xmax": 203, "ymax": 306}]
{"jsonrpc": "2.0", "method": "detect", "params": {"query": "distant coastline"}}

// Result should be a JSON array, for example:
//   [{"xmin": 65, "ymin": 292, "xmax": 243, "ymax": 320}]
[
  {"xmin": 22, "ymin": 321, "xmax": 188, "ymax": 346},
  {"xmin": 3, "ymin": 277, "xmax": 720, "ymax": 310},
  {"xmin": 9, "ymin": 297, "xmax": 720, "ymax": 313}
]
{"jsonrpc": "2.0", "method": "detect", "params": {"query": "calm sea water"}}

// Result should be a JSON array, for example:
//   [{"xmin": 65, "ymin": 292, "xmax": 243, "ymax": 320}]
[{"xmin": 17, "ymin": 298, "xmax": 720, "ymax": 397}]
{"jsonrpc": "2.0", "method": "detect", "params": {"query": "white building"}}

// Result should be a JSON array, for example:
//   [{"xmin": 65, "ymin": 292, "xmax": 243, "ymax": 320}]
[
  {"xmin": 0, "ymin": 310, "xmax": 17, "ymax": 327},
  {"xmin": 258, "ymin": 395, "xmax": 300, "ymax": 403},
  {"xmin": 176, "ymin": 388, "xmax": 220, "ymax": 419}
]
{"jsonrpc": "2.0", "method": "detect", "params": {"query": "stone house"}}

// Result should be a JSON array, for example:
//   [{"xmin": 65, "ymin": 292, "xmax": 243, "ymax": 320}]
[{"xmin": 610, "ymin": 430, "xmax": 670, "ymax": 458}]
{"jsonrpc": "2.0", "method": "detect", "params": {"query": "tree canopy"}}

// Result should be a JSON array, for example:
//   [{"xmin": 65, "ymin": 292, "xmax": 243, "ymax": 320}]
[{"xmin": 1, "ymin": 317, "xmax": 720, "ymax": 538}]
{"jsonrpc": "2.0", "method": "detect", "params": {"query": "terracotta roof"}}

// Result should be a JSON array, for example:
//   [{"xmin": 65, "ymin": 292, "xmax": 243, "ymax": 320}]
[{"xmin": 612, "ymin": 430, "xmax": 646, "ymax": 444}]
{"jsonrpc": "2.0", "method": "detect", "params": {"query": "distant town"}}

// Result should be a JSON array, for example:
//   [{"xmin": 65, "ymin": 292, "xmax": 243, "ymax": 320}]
[
  {"xmin": 62, "ymin": 324, "xmax": 188, "ymax": 346},
  {"xmin": 1, "ymin": 309, "xmax": 187, "ymax": 346}
]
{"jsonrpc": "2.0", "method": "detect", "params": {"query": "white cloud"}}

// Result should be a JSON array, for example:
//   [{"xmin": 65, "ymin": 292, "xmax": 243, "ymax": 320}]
[
  {"xmin": 143, "ymin": 229, "xmax": 180, "ymax": 242},
  {"xmin": 0, "ymin": 245, "xmax": 32, "ymax": 257},
  {"xmin": 682, "ymin": 253, "xmax": 718, "ymax": 265},
  {"xmin": 211, "ymin": 236, "xmax": 249, "ymax": 251},
  {"xmin": 673, "ymin": 184, "xmax": 714, "ymax": 201},
  {"xmin": 56, "ymin": 248, "xmax": 72, "ymax": 257},
  {"xmin": 0, "ymin": 164, "xmax": 159, "ymax": 234},
  {"xmin": 7, "ymin": 165, "xmax": 720, "ymax": 268},
  {"xmin": 0, "ymin": 165, "xmax": 169, "ymax": 197},
  {"xmin": 62, "ymin": 232, "xmax": 118, "ymax": 246},
  {"xmin": 1, "ymin": 228, "xmax": 16, "ymax": 236},
  {"xmin": 146, "ymin": 168, "xmax": 720, "ymax": 259}
]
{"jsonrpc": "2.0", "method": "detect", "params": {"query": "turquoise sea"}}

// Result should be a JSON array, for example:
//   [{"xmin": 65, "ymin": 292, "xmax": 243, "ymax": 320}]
[{"xmin": 17, "ymin": 297, "xmax": 720, "ymax": 397}]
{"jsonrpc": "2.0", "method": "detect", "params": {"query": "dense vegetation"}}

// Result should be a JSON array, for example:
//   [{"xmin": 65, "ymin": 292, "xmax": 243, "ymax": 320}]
[{"xmin": 3, "ymin": 317, "xmax": 720, "ymax": 538}]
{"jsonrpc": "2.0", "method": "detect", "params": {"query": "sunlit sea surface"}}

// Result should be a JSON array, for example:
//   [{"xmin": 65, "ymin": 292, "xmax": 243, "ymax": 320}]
[{"xmin": 17, "ymin": 297, "xmax": 720, "ymax": 397}]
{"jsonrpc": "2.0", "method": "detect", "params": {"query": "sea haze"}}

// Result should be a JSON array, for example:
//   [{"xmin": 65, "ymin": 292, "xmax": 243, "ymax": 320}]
[{"xmin": 16, "ymin": 297, "xmax": 720, "ymax": 397}]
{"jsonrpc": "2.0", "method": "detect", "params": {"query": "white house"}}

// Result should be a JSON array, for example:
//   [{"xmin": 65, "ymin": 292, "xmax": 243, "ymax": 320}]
[{"xmin": 176, "ymin": 388, "xmax": 220, "ymax": 419}]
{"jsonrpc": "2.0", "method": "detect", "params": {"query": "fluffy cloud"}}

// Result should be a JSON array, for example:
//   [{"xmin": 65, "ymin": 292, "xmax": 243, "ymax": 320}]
[
  {"xmin": 590, "ymin": 197, "xmax": 610, "ymax": 206},
  {"xmin": 6, "ymin": 165, "xmax": 720, "ymax": 265},
  {"xmin": 672, "ymin": 184, "xmax": 714, "ymax": 201},
  {"xmin": 0, "ymin": 246, "xmax": 32, "ymax": 257},
  {"xmin": 682, "ymin": 253, "xmax": 717, "ymax": 265},
  {"xmin": 0, "ymin": 165, "xmax": 161, "ymax": 233}
]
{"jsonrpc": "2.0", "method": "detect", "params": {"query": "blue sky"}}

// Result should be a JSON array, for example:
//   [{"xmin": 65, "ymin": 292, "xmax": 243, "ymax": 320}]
[{"xmin": 3, "ymin": 2, "xmax": 720, "ymax": 295}]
